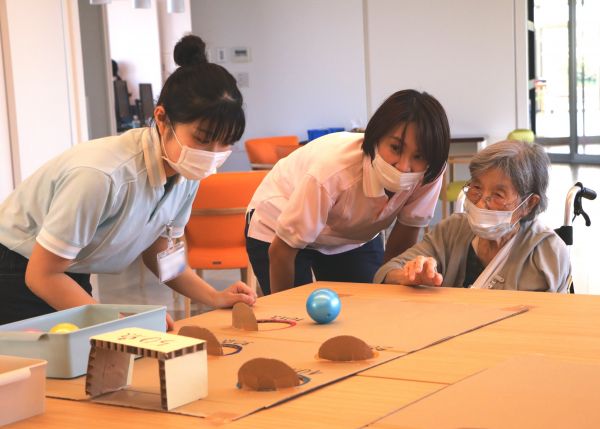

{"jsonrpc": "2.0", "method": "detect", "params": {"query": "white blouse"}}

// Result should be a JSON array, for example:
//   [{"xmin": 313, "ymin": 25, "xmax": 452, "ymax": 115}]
[{"xmin": 247, "ymin": 132, "xmax": 442, "ymax": 255}]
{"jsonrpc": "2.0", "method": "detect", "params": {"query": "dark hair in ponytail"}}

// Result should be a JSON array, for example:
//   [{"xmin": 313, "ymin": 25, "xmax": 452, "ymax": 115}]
[{"xmin": 157, "ymin": 35, "xmax": 245, "ymax": 145}]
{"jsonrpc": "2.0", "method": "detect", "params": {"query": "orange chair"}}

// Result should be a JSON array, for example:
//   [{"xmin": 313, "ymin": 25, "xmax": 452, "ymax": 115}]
[
  {"xmin": 179, "ymin": 170, "xmax": 268, "ymax": 318},
  {"xmin": 244, "ymin": 135, "xmax": 300, "ymax": 170}
]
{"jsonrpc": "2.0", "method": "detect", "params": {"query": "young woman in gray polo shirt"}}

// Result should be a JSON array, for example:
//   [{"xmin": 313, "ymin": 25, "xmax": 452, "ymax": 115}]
[{"xmin": 0, "ymin": 35, "xmax": 256, "ymax": 325}]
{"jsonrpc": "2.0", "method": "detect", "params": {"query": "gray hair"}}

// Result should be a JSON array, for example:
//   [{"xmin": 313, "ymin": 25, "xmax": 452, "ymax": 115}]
[{"xmin": 469, "ymin": 140, "xmax": 549, "ymax": 221}]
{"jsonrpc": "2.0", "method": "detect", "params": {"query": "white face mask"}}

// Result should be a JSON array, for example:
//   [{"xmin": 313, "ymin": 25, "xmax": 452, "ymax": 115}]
[
  {"xmin": 162, "ymin": 125, "xmax": 231, "ymax": 180},
  {"xmin": 464, "ymin": 195, "xmax": 531, "ymax": 241},
  {"xmin": 372, "ymin": 149, "xmax": 424, "ymax": 193}
]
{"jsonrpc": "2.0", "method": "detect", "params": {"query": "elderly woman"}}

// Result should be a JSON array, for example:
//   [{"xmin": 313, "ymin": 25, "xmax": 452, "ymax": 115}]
[{"xmin": 374, "ymin": 140, "xmax": 571, "ymax": 292}]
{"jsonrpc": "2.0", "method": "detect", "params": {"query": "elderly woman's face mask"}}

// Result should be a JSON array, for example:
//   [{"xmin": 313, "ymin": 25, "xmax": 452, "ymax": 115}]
[
  {"xmin": 464, "ymin": 195, "xmax": 532, "ymax": 241},
  {"xmin": 462, "ymin": 167, "xmax": 534, "ymax": 241}
]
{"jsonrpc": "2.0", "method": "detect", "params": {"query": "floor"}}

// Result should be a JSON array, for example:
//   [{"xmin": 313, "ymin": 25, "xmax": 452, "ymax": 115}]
[{"xmin": 95, "ymin": 163, "xmax": 599, "ymax": 321}]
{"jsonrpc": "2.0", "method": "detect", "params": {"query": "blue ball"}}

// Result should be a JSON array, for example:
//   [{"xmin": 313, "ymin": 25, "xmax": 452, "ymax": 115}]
[{"xmin": 306, "ymin": 288, "xmax": 341, "ymax": 324}]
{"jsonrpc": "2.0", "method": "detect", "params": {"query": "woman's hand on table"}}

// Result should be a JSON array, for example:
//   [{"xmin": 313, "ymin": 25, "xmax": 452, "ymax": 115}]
[
  {"xmin": 166, "ymin": 312, "xmax": 175, "ymax": 331},
  {"xmin": 213, "ymin": 281, "xmax": 257, "ymax": 308}
]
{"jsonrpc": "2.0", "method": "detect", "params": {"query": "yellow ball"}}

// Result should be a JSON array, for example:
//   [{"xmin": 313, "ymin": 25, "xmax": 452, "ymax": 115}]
[
  {"xmin": 49, "ymin": 322, "xmax": 79, "ymax": 334},
  {"xmin": 507, "ymin": 129, "xmax": 535, "ymax": 143}
]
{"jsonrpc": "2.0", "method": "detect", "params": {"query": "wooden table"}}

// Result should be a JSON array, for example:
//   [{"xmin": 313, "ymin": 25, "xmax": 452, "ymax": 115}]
[{"xmin": 11, "ymin": 283, "xmax": 600, "ymax": 428}]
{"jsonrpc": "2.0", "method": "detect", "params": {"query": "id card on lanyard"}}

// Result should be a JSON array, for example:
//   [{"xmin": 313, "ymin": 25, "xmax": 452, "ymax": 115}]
[{"xmin": 156, "ymin": 222, "xmax": 186, "ymax": 283}]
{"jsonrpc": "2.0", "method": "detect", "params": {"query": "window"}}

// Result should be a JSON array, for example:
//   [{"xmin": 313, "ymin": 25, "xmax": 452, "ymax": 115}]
[{"xmin": 531, "ymin": 0, "xmax": 600, "ymax": 163}]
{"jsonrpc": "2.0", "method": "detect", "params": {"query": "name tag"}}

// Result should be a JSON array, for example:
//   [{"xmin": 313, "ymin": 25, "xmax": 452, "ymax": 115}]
[{"xmin": 156, "ymin": 241, "xmax": 186, "ymax": 283}]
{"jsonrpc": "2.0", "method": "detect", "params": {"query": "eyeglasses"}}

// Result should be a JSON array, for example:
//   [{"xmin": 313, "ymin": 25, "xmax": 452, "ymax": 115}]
[{"xmin": 462, "ymin": 182, "xmax": 523, "ymax": 211}]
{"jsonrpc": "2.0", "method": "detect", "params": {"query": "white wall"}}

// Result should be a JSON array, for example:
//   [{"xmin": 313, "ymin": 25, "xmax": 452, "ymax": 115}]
[
  {"xmin": 156, "ymin": 0, "xmax": 192, "ymax": 81},
  {"xmin": 107, "ymin": 0, "xmax": 162, "ymax": 101},
  {"xmin": 366, "ymin": 0, "xmax": 518, "ymax": 145},
  {"xmin": 191, "ymin": 0, "xmax": 369, "ymax": 170},
  {"xmin": 78, "ymin": 0, "xmax": 115, "ymax": 139},
  {"xmin": 0, "ymin": 17, "xmax": 14, "ymax": 201},
  {"xmin": 0, "ymin": 0, "xmax": 527, "ymax": 187},
  {"xmin": 190, "ymin": 0, "xmax": 525, "ymax": 171},
  {"xmin": 1, "ymin": 0, "xmax": 83, "ymax": 182}
]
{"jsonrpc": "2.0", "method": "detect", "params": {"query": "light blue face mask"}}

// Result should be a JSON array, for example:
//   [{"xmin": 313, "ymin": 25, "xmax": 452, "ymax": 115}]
[{"xmin": 464, "ymin": 194, "xmax": 532, "ymax": 241}]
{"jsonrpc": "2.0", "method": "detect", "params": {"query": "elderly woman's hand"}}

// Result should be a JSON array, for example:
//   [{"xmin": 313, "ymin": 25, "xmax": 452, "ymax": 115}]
[{"xmin": 384, "ymin": 256, "xmax": 443, "ymax": 286}]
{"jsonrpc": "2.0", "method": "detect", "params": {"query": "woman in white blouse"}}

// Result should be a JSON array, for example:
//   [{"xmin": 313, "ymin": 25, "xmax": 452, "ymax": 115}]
[{"xmin": 246, "ymin": 90, "xmax": 450, "ymax": 295}]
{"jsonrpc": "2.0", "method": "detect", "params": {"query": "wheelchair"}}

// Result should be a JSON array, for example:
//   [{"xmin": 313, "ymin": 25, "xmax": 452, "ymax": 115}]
[{"xmin": 553, "ymin": 182, "xmax": 596, "ymax": 293}]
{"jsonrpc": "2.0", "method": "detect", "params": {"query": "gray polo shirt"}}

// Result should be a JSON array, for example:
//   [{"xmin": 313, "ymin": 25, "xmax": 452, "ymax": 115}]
[{"xmin": 0, "ymin": 127, "xmax": 198, "ymax": 274}]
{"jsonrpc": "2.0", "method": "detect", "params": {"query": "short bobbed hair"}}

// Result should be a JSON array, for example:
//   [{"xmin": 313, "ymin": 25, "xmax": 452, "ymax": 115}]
[
  {"xmin": 361, "ymin": 89, "xmax": 450, "ymax": 184},
  {"xmin": 469, "ymin": 140, "xmax": 550, "ymax": 222}
]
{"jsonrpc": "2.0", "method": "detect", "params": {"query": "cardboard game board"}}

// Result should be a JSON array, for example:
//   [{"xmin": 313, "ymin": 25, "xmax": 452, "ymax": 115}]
[
  {"xmin": 48, "ymin": 333, "xmax": 401, "ymax": 420},
  {"xmin": 182, "ymin": 294, "xmax": 528, "ymax": 353},
  {"xmin": 368, "ymin": 355, "xmax": 600, "ymax": 429},
  {"xmin": 45, "ymin": 284, "xmax": 528, "ymax": 422}
]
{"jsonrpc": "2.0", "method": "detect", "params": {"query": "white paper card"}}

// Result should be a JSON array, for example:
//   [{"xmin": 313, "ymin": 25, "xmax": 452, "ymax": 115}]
[{"xmin": 156, "ymin": 241, "xmax": 186, "ymax": 283}]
